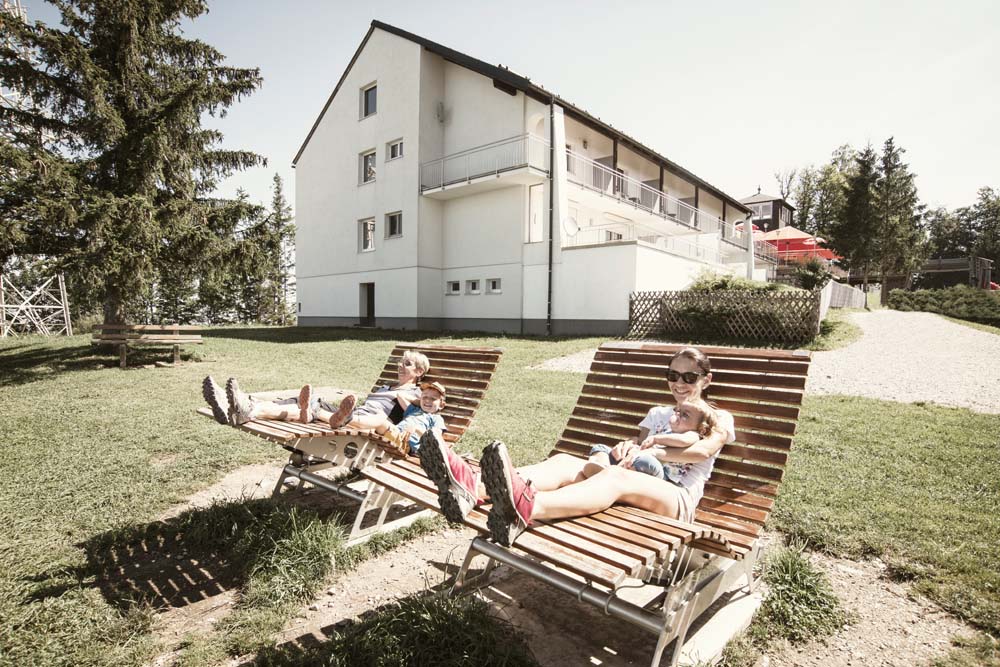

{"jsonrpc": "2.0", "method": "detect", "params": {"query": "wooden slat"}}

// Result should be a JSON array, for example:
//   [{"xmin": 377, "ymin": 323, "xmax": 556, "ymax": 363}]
[
  {"xmin": 720, "ymin": 444, "xmax": 788, "ymax": 466},
  {"xmin": 587, "ymin": 360, "xmax": 807, "ymax": 390},
  {"xmin": 701, "ymin": 482, "xmax": 776, "ymax": 511},
  {"xmin": 582, "ymin": 378, "xmax": 804, "ymax": 408},
  {"xmin": 599, "ymin": 341, "xmax": 812, "ymax": 362},
  {"xmin": 530, "ymin": 524, "xmax": 645, "ymax": 575},
  {"xmin": 594, "ymin": 349, "xmax": 810, "ymax": 377}
]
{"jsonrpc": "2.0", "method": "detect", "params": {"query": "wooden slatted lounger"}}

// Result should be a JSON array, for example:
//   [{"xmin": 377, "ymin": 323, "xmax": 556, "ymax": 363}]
[
  {"xmin": 196, "ymin": 343, "xmax": 502, "ymax": 543},
  {"xmin": 361, "ymin": 341, "xmax": 811, "ymax": 666}
]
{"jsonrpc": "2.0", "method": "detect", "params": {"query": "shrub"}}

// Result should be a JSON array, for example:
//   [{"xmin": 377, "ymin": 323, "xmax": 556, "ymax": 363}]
[
  {"xmin": 790, "ymin": 257, "xmax": 833, "ymax": 291},
  {"xmin": 688, "ymin": 269, "xmax": 791, "ymax": 292},
  {"xmin": 888, "ymin": 285, "xmax": 1000, "ymax": 326}
]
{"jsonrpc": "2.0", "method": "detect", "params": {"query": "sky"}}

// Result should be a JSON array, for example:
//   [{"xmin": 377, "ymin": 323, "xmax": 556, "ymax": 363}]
[{"xmin": 20, "ymin": 0, "xmax": 1000, "ymax": 213}]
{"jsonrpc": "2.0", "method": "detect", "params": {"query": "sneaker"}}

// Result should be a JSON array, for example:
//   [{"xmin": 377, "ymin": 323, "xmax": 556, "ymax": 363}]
[
  {"xmin": 202, "ymin": 376, "xmax": 229, "ymax": 425},
  {"xmin": 226, "ymin": 377, "xmax": 254, "ymax": 425},
  {"xmin": 328, "ymin": 394, "xmax": 356, "ymax": 429},
  {"xmin": 480, "ymin": 441, "xmax": 536, "ymax": 546},
  {"xmin": 297, "ymin": 384, "xmax": 313, "ymax": 423},
  {"xmin": 417, "ymin": 430, "xmax": 480, "ymax": 525}
]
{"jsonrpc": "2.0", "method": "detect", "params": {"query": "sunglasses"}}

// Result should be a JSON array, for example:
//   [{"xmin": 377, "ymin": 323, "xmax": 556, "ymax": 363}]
[{"xmin": 666, "ymin": 369, "xmax": 706, "ymax": 384}]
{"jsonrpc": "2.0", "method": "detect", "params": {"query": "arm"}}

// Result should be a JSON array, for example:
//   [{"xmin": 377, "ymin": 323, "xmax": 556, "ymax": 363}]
[
  {"xmin": 610, "ymin": 427, "xmax": 649, "ymax": 461},
  {"xmin": 640, "ymin": 431, "xmax": 700, "ymax": 449},
  {"xmin": 647, "ymin": 427, "xmax": 729, "ymax": 464}
]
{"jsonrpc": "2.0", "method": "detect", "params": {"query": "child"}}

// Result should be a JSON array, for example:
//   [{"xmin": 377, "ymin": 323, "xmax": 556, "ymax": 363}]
[
  {"xmin": 369, "ymin": 381, "xmax": 448, "ymax": 456},
  {"xmin": 587, "ymin": 398, "xmax": 720, "ymax": 483}
]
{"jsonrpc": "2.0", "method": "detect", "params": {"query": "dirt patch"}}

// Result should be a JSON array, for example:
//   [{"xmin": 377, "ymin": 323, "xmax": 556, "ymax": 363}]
[{"xmin": 761, "ymin": 552, "xmax": 974, "ymax": 667}]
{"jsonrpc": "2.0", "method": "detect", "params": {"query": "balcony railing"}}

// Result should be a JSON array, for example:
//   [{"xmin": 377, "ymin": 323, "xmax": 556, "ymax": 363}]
[
  {"xmin": 755, "ymin": 240, "xmax": 778, "ymax": 264},
  {"xmin": 420, "ymin": 133, "xmax": 549, "ymax": 191},
  {"xmin": 563, "ymin": 220, "xmax": 723, "ymax": 265}
]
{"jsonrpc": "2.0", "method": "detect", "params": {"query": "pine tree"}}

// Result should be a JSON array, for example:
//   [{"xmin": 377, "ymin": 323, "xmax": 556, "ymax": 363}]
[
  {"xmin": 873, "ymin": 137, "xmax": 925, "ymax": 304},
  {"xmin": 827, "ymin": 145, "xmax": 879, "ymax": 291},
  {"xmin": 792, "ymin": 166, "xmax": 820, "ymax": 234},
  {"xmin": 0, "ymin": 1, "xmax": 265, "ymax": 324},
  {"xmin": 969, "ymin": 187, "xmax": 1000, "ymax": 281},
  {"xmin": 266, "ymin": 173, "xmax": 295, "ymax": 325},
  {"xmin": 813, "ymin": 145, "xmax": 856, "ymax": 238}
]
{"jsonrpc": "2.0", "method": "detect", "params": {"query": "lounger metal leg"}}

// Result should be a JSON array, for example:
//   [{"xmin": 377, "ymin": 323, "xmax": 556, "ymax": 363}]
[{"xmin": 119, "ymin": 344, "xmax": 127, "ymax": 369}]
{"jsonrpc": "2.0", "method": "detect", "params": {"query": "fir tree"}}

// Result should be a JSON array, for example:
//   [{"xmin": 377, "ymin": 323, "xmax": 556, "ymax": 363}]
[
  {"xmin": 873, "ymin": 137, "xmax": 925, "ymax": 303},
  {"xmin": 827, "ymin": 145, "xmax": 879, "ymax": 291},
  {"xmin": 0, "ymin": 0, "xmax": 265, "ymax": 324}
]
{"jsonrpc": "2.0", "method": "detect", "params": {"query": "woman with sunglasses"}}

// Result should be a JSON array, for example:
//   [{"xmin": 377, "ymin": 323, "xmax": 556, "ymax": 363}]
[{"xmin": 418, "ymin": 347, "xmax": 736, "ymax": 546}]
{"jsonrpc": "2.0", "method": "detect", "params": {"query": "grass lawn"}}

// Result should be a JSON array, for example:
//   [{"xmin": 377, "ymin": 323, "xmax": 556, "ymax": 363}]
[
  {"xmin": 941, "ymin": 314, "xmax": 1000, "ymax": 336},
  {"xmin": 1, "ymin": 327, "xmax": 997, "ymax": 666}
]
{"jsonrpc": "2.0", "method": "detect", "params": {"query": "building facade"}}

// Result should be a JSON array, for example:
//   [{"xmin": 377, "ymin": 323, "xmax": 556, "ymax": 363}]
[
  {"xmin": 739, "ymin": 190, "xmax": 795, "ymax": 234},
  {"xmin": 294, "ymin": 22, "xmax": 775, "ymax": 335}
]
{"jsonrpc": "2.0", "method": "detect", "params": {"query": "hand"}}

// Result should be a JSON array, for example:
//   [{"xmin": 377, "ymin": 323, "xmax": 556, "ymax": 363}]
[
  {"xmin": 611, "ymin": 440, "xmax": 638, "ymax": 462},
  {"xmin": 639, "ymin": 435, "xmax": 657, "ymax": 449}
]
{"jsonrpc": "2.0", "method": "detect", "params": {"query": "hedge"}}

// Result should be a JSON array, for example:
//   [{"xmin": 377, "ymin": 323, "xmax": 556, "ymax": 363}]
[{"xmin": 888, "ymin": 285, "xmax": 1000, "ymax": 326}]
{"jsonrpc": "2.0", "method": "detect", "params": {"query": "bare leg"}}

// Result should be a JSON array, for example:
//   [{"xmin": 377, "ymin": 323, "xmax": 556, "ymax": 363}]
[
  {"xmin": 250, "ymin": 400, "xmax": 299, "ymax": 422},
  {"xmin": 516, "ymin": 453, "xmax": 591, "ymax": 491},
  {"xmin": 530, "ymin": 466, "xmax": 682, "ymax": 521},
  {"xmin": 347, "ymin": 413, "xmax": 394, "ymax": 430}
]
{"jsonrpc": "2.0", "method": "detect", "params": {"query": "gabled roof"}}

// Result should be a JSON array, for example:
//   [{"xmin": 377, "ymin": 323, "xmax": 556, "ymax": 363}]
[
  {"xmin": 740, "ymin": 192, "xmax": 796, "ymax": 209},
  {"xmin": 294, "ymin": 20, "xmax": 750, "ymax": 214}
]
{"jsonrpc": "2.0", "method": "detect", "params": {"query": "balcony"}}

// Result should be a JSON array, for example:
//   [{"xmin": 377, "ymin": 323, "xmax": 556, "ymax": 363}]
[
  {"xmin": 420, "ymin": 133, "xmax": 549, "ymax": 199},
  {"xmin": 563, "ymin": 218, "xmax": 724, "ymax": 265},
  {"xmin": 565, "ymin": 150, "xmax": 777, "ymax": 264}
]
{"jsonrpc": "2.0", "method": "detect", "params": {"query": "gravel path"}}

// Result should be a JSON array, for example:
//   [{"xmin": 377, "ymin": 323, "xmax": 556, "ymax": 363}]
[
  {"xmin": 808, "ymin": 310, "xmax": 1000, "ymax": 413},
  {"xmin": 534, "ymin": 310, "xmax": 1000, "ymax": 414}
]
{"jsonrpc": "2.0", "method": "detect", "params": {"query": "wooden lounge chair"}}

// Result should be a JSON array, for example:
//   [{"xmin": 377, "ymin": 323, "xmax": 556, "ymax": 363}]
[
  {"xmin": 196, "ymin": 343, "xmax": 502, "ymax": 543},
  {"xmin": 361, "ymin": 341, "xmax": 811, "ymax": 666}
]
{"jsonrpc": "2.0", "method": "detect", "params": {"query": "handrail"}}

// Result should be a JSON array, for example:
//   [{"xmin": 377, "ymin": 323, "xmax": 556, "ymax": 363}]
[{"xmin": 420, "ymin": 133, "xmax": 550, "ymax": 191}]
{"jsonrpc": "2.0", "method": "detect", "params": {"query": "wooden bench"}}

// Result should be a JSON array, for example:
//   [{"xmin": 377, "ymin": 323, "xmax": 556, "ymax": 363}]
[
  {"xmin": 362, "ymin": 342, "xmax": 811, "ymax": 666},
  {"xmin": 196, "ymin": 343, "xmax": 503, "ymax": 544},
  {"xmin": 92, "ymin": 324, "xmax": 203, "ymax": 368}
]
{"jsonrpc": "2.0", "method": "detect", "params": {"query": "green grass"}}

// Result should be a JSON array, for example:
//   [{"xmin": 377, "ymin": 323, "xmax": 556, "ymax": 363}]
[
  {"xmin": 933, "ymin": 633, "xmax": 1000, "ymax": 667},
  {"xmin": 3, "ymin": 327, "xmax": 998, "ymax": 665},
  {"xmin": 773, "ymin": 396, "xmax": 1000, "ymax": 636},
  {"xmin": 941, "ymin": 314, "xmax": 1000, "ymax": 336},
  {"xmin": 803, "ymin": 308, "xmax": 863, "ymax": 351},
  {"xmin": 720, "ymin": 544, "xmax": 849, "ymax": 667}
]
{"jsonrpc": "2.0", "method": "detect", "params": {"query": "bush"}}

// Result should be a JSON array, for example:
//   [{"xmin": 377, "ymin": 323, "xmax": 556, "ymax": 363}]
[
  {"xmin": 790, "ymin": 257, "xmax": 833, "ymax": 291},
  {"xmin": 688, "ymin": 270, "xmax": 792, "ymax": 292},
  {"xmin": 888, "ymin": 285, "xmax": 1000, "ymax": 326}
]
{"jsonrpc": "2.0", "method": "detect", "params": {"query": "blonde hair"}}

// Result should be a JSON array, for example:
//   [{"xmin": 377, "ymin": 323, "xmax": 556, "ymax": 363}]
[
  {"xmin": 679, "ymin": 397, "xmax": 720, "ymax": 438},
  {"xmin": 402, "ymin": 350, "xmax": 430, "ymax": 380}
]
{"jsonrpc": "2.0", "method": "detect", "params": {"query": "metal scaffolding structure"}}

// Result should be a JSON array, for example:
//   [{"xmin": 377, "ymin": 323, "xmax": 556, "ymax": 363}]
[
  {"xmin": 1, "ymin": 0, "xmax": 29, "ymax": 117},
  {"xmin": 0, "ymin": 273, "xmax": 74, "ymax": 337}
]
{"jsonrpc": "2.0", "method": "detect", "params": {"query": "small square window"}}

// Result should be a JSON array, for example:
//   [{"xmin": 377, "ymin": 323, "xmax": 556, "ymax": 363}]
[
  {"xmin": 361, "ymin": 84, "xmax": 377, "ymax": 118},
  {"xmin": 360, "ymin": 150, "xmax": 376, "ymax": 184},
  {"xmin": 605, "ymin": 230, "xmax": 623, "ymax": 242},
  {"xmin": 487, "ymin": 278, "xmax": 502, "ymax": 294},
  {"xmin": 466, "ymin": 280, "xmax": 480, "ymax": 295},
  {"xmin": 386, "ymin": 211, "xmax": 403, "ymax": 238},
  {"xmin": 387, "ymin": 140, "xmax": 403, "ymax": 161},
  {"xmin": 446, "ymin": 281, "xmax": 460, "ymax": 295},
  {"xmin": 359, "ymin": 218, "xmax": 375, "ymax": 252}
]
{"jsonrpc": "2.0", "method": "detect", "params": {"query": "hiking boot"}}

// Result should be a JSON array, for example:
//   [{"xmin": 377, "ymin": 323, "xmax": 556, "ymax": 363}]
[
  {"xmin": 226, "ymin": 377, "xmax": 254, "ymax": 425},
  {"xmin": 418, "ymin": 430, "xmax": 480, "ymax": 525},
  {"xmin": 328, "ymin": 394, "xmax": 356, "ymax": 429},
  {"xmin": 297, "ymin": 384, "xmax": 313, "ymax": 423},
  {"xmin": 202, "ymin": 376, "xmax": 229, "ymax": 425},
  {"xmin": 480, "ymin": 440, "xmax": 535, "ymax": 546}
]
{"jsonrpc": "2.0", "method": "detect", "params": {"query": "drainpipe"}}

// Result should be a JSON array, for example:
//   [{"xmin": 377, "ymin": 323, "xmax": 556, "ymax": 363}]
[
  {"xmin": 546, "ymin": 99, "xmax": 555, "ymax": 336},
  {"xmin": 745, "ymin": 212, "xmax": 756, "ymax": 279}
]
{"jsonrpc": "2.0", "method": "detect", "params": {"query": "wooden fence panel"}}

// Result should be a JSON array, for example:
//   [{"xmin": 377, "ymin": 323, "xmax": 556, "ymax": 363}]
[{"xmin": 628, "ymin": 290, "xmax": 821, "ymax": 343}]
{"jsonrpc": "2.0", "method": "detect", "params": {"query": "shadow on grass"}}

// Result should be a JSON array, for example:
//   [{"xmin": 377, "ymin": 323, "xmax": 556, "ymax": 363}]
[
  {"xmin": 0, "ymin": 340, "xmax": 200, "ymax": 387},
  {"xmin": 23, "ymin": 497, "xmax": 348, "ymax": 613},
  {"xmin": 202, "ymin": 325, "xmax": 597, "ymax": 345}
]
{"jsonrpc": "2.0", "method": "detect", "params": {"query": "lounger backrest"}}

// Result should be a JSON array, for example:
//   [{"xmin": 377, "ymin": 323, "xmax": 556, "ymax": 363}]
[
  {"xmin": 551, "ymin": 341, "xmax": 810, "ymax": 543},
  {"xmin": 375, "ymin": 343, "xmax": 503, "ymax": 444}
]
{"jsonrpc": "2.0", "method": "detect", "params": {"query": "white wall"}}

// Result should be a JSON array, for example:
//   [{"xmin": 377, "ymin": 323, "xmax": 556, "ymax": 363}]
[
  {"xmin": 554, "ymin": 244, "xmax": 638, "ymax": 321},
  {"xmin": 295, "ymin": 28, "xmax": 422, "ymax": 319},
  {"xmin": 441, "ymin": 62, "xmax": 526, "ymax": 156}
]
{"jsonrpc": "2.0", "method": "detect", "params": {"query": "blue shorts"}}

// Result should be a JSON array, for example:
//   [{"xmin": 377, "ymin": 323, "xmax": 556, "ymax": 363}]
[{"xmin": 589, "ymin": 444, "xmax": 665, "ymax": 480}]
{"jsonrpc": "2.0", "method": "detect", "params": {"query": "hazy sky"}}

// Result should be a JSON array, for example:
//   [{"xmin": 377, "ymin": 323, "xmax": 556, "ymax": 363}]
[{"xmin": 22, "ymin": 0, "xmax": 1000, "ymax": 212}]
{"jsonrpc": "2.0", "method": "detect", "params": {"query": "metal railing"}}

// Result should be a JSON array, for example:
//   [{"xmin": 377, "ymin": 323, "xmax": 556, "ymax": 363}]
[
  {"xmin": 563, "ymin": 220, "xmax": 723, "ymax": 265},
  {"xmin": 565, "ymin": 150, "xmax": 742, "ymax": 238},
  {"xmin": 420, "ymin": 133, "xmax": 550, "ymax": 191},
  {"xmin": 755, "ymin": 239, "xmax": 778, "ymax": 264}
]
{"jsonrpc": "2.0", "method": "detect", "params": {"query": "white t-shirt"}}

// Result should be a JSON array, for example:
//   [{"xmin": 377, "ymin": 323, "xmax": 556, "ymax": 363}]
[{"xmin": 638, "ymin": 406, "xmax": 735, "ymax": 502}]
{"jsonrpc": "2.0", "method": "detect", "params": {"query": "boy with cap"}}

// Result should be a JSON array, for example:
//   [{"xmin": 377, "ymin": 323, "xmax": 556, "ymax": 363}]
[{"xmin": 370, "ymin": 381, "xmax": 448, "ymax": 456}]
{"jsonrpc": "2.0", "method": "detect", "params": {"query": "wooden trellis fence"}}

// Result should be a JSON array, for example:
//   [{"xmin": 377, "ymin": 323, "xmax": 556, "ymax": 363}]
[
  {"xmin": 628, "ymin": 289, "xmax": 822, "ymax": 343},
  {"xmin": 0, "ymin": 273, "xmax": 74, "ymax": 338}
]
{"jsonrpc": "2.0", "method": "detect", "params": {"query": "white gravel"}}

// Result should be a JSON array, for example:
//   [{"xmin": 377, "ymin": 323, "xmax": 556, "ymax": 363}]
[
  {"xmin": 808, "ymin": 310, "xmax": 1000, "ymax": 414},
  {"xmin": 532, "ymin": 310, "xmax": 1000, "ymax": 414}
]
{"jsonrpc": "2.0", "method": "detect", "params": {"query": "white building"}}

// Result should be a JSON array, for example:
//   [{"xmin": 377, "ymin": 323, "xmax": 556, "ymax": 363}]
[{"xmin": 293, "ymin": 21, "xmax": 776, "ymax": 335}]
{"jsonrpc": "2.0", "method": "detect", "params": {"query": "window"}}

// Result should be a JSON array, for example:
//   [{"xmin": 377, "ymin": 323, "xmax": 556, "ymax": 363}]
[
  {"xmin": 385, "ymin": 211, "xmax": 402, "ymax": 238},
  {"xmin": 361, "ymin": 83, "xmax": 377, "ymax": 118},
  {"xmin": 359, "ymin": 218, "xmax": 375, "ymax": 252},
  {"xmin": 565, "ymin": 144, "xmax": 574, "ymax": 173},
  {"xmin": 605, "ymin": 230, "xmax": 623, "ymax": 242},
  {"xmin": 751, "ymin": 202, "xmax": 773, "ymax": 220},
  {"xmin": 360, "ymin": 150, "xmax": 376, "ymax": 184},
  {"xmin": 780, "ymin": 206, "xmax": 791, "ymax": 226},
  {"xmin": 526, "ymin": 183, "xmax": 544, "ymax": 243},
  {"xmin": 446, "ymin": 281, "xmax": 460, "ymax": 295},
  {"xmin": 465, "ymin": 279, "xmax": 480, "ymax": 295},
  {"xmin": 487, "ymin": 278, "xmax": 502, "ymax": 294},
  {"xmin": 387, "ymin": 140, "xmax": 403, "ymax": 161}
]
